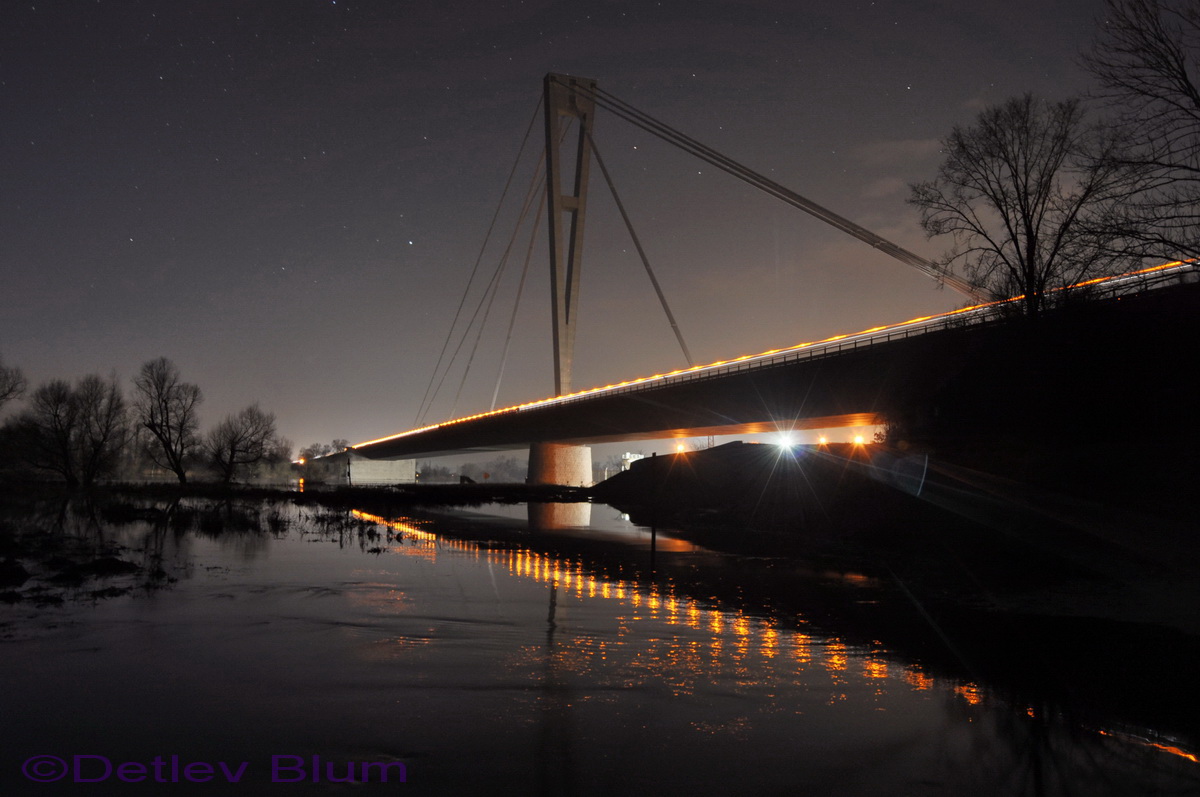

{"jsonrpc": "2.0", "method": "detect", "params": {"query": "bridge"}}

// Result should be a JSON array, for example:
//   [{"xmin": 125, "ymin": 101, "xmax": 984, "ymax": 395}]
[
  {"xmin": 345, "ymin": 75, "xmax": 1198, "ymax": 486},
  {"xmin": 351, "ymin": 259, "xmax": 1195, "ymax": 483}
]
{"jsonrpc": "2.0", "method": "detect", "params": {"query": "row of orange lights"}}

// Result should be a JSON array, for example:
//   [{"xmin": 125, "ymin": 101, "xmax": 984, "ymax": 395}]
[
  {"xmin": 353, "ymin": 260, "xmax": 1194, "ymax": 450},
  {"xmin": 346, "ymin": 506, "xmax": 1200, "ymax": 761},
  {"xmin": 347, "ymin": 509, "xmax": 923, "ymax": 686}
]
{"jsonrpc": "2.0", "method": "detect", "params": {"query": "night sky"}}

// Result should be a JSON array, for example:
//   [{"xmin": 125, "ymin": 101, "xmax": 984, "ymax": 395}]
[{"xmin": 1, "ymin": 0, "xmax": 1104, "ymax": 451}]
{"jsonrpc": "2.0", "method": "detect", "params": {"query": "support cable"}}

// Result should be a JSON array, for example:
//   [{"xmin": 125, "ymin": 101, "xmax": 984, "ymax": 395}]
[
  {"xmin": 447, "ymin": 252, "xmax": 510, "ymax": 420},
  {"xmin": 491, "ymin": 185, "xmax": 545, "ymax": 411},
  {"xmin": 587, "ymin": 131, "xmax": 694, "ymax": 367},
  {"xmin": 550, "ymin": 77, "xmax": 981, "ymax": 299},
  {"xmin": 414, "ymin": 96, "xmax": 543, "ymax": 425},
  {"xmin": 421, "ymin": 114, "xmax": 575, "ymax": 423},
  {"xmin": 432, "ymin": 152, "xmax": 548, "ymax": 423}
]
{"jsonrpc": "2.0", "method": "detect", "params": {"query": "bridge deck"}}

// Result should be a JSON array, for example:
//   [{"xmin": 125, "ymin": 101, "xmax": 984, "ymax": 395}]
[{"xmin": 353, "ymin": 262, "xmax": 1196, "ymax": 460}]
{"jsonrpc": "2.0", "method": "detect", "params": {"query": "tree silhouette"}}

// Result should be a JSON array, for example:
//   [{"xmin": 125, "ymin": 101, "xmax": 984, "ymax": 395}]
[
  {"xmin": 909, "ymin": 95, "xmax": 1128, "ymax": 316},
  {"xmin": 0, "ymin": 355, "xmax": 25, "ymax": 410},
  {"xmin": 205, "ymin": 403, "xmax": 278, "ymax": 483},
  {"xmin": 11, "ymin": 375, "xmax": 128, "ymax": 487},
  {"xmin": 1084, "ymin": 0, "xmax": 1200, "ymax": 260},
  {"xmin": 132, "ymin": 357, "xmax": 203, "ymax": 483}
]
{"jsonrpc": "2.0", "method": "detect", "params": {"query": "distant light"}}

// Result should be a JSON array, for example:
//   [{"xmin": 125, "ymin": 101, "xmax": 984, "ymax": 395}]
[
  {"xmin": 676, "ymin": 443, "xmax": 686, "ymax": 453},
  {"xmin": 853, "ymin": 435, "xmax": 865, "ymax": 445},
  {"xmin": 818, "ymin": 436, "xmax": 828, "ymax": 446},
  {"xmin": 777, "ymin": 433, "xmax": 795, "ymax": 448}
]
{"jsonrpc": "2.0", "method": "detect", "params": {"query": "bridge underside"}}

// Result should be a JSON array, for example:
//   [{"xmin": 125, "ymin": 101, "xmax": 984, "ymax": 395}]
[
  {"xmin": 363, "ymin": 413, "xmax": 885, "ymax": 459},
  {"xmin": 354, "ymin": 280, "xmax": 1200, "ymax": 467},
  {"xmin": 356, "ymin": 334, "xmax": 909, "ymax": 461}
]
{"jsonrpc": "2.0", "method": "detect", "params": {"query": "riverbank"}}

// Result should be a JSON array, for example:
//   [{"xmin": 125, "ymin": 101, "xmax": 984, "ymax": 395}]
[
  {"xmin": 0, "ymin": 477, "xmax": 588, "ymax": 606},
  {"xmin": 594, "ymin": 440, "xmax": 1196, "ymax": 559},
  {"xmin": 591, "ymin": 440, "xmax": 1200, "ymax": 636}
]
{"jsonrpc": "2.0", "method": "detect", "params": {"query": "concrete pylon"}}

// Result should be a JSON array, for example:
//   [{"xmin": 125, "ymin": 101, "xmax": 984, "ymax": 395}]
[
  {"xmin": 544, "ymin": 73, "xmax": 597, "ymax": 397},
  {"xmin": 528, "ymin": 442, "xmax": 592, "ymax": 487}
]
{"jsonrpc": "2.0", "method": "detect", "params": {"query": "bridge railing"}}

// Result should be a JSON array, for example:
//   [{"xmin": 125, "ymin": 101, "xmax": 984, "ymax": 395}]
[{"xmin": 530, "ymin": 261, "xmax": 1196, "ymax": 410}]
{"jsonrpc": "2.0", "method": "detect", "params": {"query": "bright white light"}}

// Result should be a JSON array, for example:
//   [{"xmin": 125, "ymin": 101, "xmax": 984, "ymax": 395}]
[{"xmin": 777, "ymin": 433, "xmax": 796, "ymax": 448}]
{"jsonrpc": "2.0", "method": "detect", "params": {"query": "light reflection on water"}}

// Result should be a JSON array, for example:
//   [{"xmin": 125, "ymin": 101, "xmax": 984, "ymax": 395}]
[
  {"xmin": 0, "ymin": 499, "xmax": 1197, "ymax": 796},
  {"xmin": 350, "ymin": 508, "xmax": 908, "ymax": 705}
]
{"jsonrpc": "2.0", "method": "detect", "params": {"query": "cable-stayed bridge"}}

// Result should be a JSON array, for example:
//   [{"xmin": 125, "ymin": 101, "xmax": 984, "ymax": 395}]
[
  {"xmin": 353, "ymin": 260, "xmax": 1194, "ymax": 480},
  {"xmin": 345, "ymin": 75, "xmax": 1198, "ymax": 485}
]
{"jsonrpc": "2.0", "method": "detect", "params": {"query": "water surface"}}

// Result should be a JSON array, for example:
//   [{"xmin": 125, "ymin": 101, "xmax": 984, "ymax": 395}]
[{"xmin": 1, "ymin": 498, "xmax": 1196, "ymax": 795}]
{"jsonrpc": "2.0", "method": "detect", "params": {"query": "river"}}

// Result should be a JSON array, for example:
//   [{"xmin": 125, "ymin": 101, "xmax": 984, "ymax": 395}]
[{"xmin": 1, "ymin": 495, "xmax": 1197, "ymax": 795}]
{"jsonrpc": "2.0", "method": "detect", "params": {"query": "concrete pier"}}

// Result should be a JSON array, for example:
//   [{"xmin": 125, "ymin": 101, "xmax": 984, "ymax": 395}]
[{"xmin": 528, "ymin": 442, "xmax": 592, "ymax": 487}]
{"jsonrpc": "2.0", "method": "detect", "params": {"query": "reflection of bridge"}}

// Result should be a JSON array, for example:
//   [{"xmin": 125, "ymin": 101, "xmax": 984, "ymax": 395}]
[{"xmin": 350, "ymin": 74, "xmax": 1198, "ymax": 485}]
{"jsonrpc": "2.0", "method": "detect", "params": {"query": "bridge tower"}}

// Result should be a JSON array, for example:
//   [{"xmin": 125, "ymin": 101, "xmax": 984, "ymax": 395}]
[
  {"xmin": 530, "ymin": 73, "xmax": 598, "ymax": 486},
  {"xmin": 543, "ymin": 72, "xmax": 597, "ymax": 397}
]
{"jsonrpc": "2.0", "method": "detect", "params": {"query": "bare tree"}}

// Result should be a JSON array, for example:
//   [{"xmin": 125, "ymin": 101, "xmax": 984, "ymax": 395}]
[
  {"xmin": 254, "ymin": 436, "xmax": 295, "ymax": 483},
  {"xmin": 73, "ymin": 374, "xmax": 130, "ymax": 484},
  {"xmin": 205, "ymin": 404, "xmax": 278, "ymax": 483},
  {"xmin": 299, "ymin": 442, "xmax": 334, "ymax": 461},
  {"xmin": 16, "ymin": 380, "xmax": 80, "ymax": 485},
  {"xmin": 417, "ymin": 461, "xmax": 454, "ymax": 482},
  {"xmin": 132, "ymin": 357, "xmax": 203, "ymax": 483},
  {"xmin": 10, "ymin": 374, "xmax": 128, "ymax": 487},
  {"xmin": 0, "ymin": 355, "xmax": 25, "ymax": 409},
  {"xmin": 268, "ymin": 436, "xmax": 293, "ymax": 464},
  {"xmin": 909, "ymin": 95, "xmax": 1129, "ymax": 316},
  {"xmin": 460, "ymin": 455, "xmax": 526, "ymax": 483},
  {"xmin": 1083, "ymin": 0, "xmax": 1200, "ymax": 259},
  {"xmin": 299, "ymin": 439, "xmax": 351, "ymax": 461}
]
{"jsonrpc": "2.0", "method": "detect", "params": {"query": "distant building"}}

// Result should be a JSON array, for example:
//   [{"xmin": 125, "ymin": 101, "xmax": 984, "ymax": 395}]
[{"xmin": 302, "ymin": 450, "xmax": 416, "ymax": 486}]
